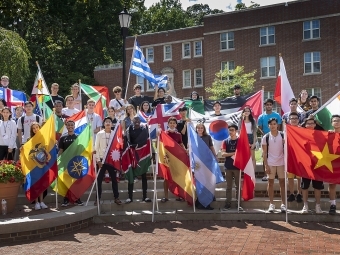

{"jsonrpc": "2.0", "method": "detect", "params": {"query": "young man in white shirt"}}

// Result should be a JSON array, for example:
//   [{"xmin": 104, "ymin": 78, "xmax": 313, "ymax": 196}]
[
  {"xmin": 86, "ymin": 99, "xmax": 102, "ymax": 135},
  {"xmin": 62, "ymin": 95, "xmax": 80, "ymax": 117},
  {"xmin": 17, "ymin": 101, "xmax": 43, "ymax": 146},
  {"xmin": 109, "ymin": 86, "xmax": 127, "ymax": 122}
]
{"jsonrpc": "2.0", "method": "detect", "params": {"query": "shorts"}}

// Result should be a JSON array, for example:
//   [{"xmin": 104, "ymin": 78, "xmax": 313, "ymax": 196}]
[
  {"xmin": 301, "ymin": 177, "xmax": 324, "ymax": 190},
  {"xmin": 287, "ymin": 172, "xmax": 301, "ymax": 179},
  {"xmin": 247, "ymin": 134, "xmax": 254, "ymax": 145},
  {"xmin": 268, "ymin": 165, "xmax": 285, "ymax": 179}
]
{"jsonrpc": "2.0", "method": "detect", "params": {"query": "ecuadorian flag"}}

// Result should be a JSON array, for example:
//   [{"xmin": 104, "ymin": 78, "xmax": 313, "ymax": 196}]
[
  {"xmin": 51, "ymin": 125, "xmax": 95, "ymax": 202},
  {"xmin": 20, "ymin": 116, "xmax": 58, "ymax": 202}
]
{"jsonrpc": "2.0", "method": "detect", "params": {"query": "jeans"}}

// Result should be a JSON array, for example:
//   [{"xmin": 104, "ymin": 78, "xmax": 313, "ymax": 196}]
[
  {"xmin": 97, "ymin": 163, "xmax": 119, "ymax": 199},
  {"xmin": 225, "ymin": 170, "xmax": 240, "ymax": 203}
]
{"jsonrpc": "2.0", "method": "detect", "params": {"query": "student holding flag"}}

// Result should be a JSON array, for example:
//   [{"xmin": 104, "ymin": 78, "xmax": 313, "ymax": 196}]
[{"xmin": 128, "ymin": 84, "xmax": 153, "ymax": 110}]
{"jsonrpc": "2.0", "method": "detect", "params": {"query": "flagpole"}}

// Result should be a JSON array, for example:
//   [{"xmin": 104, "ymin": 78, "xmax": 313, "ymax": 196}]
[
  {"xmin": 79, "ymin": 79, "xmax": 83, "ymax": 111},
  {"xmin": 124, "ymin": 35, "xmax": 137, "ymax": 100},
  {"xmin": 147, "ymin": 125, "xmax": 159, "ymax": 212},
  {"xmin": 152, "ymin": 133, "xmax": 160, "ymax": 222},
  {"xmin": 238, "ymin": 171, "xmax": 241, "ymax": 213},
  {"xmin": 283, "ymin": 121, "xmax": 288, "ymax": 223},
  {"xmin": 36, "ymin": 61, "xmax": 54, "ymax": 105},
  {"xmin": 55, "ymin": 178, "xmax": 58, "ymax": 209},
  {"xmin": 187, "ymin": 123, "xmax": 196, "ymax": 212},
  {"xmin": 94, "ymin": 155, "xmax": 101, "ymax": 215},
  {"xmin": 312, "ymin": 90, "xmax": 340, "ymax": 115}
]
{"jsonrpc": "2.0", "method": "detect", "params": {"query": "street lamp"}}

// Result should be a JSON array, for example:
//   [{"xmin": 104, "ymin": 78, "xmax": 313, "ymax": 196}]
[{"xmin": 119, "ymin": 8, "xmax": 132, "ymax": 98}]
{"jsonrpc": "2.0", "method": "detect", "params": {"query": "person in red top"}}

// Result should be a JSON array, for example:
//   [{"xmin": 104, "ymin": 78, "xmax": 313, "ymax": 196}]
[{"xmin": 161, "ymin": 117, "xmax": 186, "ymax": 203}]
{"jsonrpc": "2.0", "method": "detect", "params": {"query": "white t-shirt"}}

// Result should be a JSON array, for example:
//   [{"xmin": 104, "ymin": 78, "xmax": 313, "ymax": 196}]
[
  {"xmin": 0, "ymin": 120, "xmax": 17, "ymax": 148},
  {"xmin": 245, "ymin": 122, "xmax": 252, "ymax": 134},
  {"xmin": 86, "ymin": 112, "xmax": 102, "ymax": 132},
  {"xmin": 17, "ymin": 114, "xmax": 43, "ymax": 144},
  {"xmin": 74, "ymin": 94, "xmax": 82, "ymax": 111},
  {"xmin": 109, "ymin": 98, "xmax": 127, "ymax": 121},
  {"xmin": 62, "ymin": 108, "xmax": 80, "ymax": 117},
  {"xmin": 261, "ymin": 132, "xmax": 284, "ymax": 166}
]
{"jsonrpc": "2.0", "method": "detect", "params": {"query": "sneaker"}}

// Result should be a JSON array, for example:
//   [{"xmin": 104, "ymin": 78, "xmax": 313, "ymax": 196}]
[
  {"xmin": 222, "ymin": 202, "xmax": 231, "ymax": 211},
  {"xmin": 34, "ymin": 202, "xmax": 41, "ymax": 210},
  {"xmin": 280, "ymin": 204, "xmax": 286, "ymax": 213},
  {"xmin": 125, "ymin": 198, "xmax": 132, "ymax": 204},
  {"xmin": 296, "ymin": 194, "xmax": 303, "ymax": 203},
  {"xmin": 329, "ymin": 205, "xmax": 336, "ymax": 215},
  {"xmin": 134, "ymin": 177, "xmax": 139, "ymax": 183},
  {"xmin": 315, "ymin": 204, "xmax": 323, "ymax": 214},
  {"xmin": 287, "ymin": 194, "xmax": 295, "ymax": 202},
  {"xmin": 262, "ymin": 176, "xmax": 268, "ymax": 181},
  {"xmin": 61, "ymin": 199, "xmax": 69, "ymax": 207},
  {"xmin": 238, "ymin": 206, "xmax": 244, "ymax": 211},
  {"xmin": 75, "ymin": 199, "xmax": 84, "ymax": 206},
  {"xmin": 143, "ymin": 198, "xmax": 152, "ymax": 203},
  {"xmin": 268, "ymin": 204, "xmax": 275, "ymax": 213},
  {"xmin": 40, "ymin": 202, "xmax": 48, "ymax": 209},
  {"xmin": 301, "ymin": 205, "xmax": 309, "ymax": 214}
]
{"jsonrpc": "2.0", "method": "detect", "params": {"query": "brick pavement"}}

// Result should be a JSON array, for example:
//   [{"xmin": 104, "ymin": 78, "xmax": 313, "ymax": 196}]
[{"xmin": 1, "ymin": 221, "xmax": 340, "ymax": 255}]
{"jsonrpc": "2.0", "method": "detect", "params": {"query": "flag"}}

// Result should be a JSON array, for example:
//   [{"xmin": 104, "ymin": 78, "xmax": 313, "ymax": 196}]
[
  {"xmin": 51, "ymin": 125, "xmax": 95, "ymax": 202},
  {"xmin": 94, "ymin": 96, "xmax": 104, "ymax": 120},
  {"xmin": 185, "ymin": 100, "xmax": 205, "ymax": 115},
  {"xmin": 314, "ymin": 91, "xmax": 340, "ymax": 131},
  {"xmin": 20, "ymin": 116, "xmax": 58, "ymax": 201},
  {"xmin": 130, "ymin": 41, "xmax": 168, "ymax": 85},
  {"xmin": 138, "ymin": 110, "xmax": 151, "ymax": 123},
  {"xmin": 0, "ymin": 88, "xmax": 26, "ymax": 113},
  {"xmin": 234, "ymin": 120, "xmax": 255, "ymax": 201},
  {"xmin": 80, "ymin": 83, "xmax": 110, "ymax": 111},
  {"xmin": 152, "ymin": 74, "xmax": 168, "ymax": 88},
  {"xmin": 274, "ymin": 56, "xmax": 295, "ymax": 114},
  {"xmin": 31, "ymin": 68, "xmax": 50, "ymax": 95},
  {"xmin": 102, "ymin": 123, "xmax": 123, "ymax": 171},
  {"xmin": 61, "ymin": 110, "xmax": 87, "ymax": 135},
  {"xmin": 287, "ymin": 125, "xmax": 340, "ymax": 183},
  {"xmin": 158, "ymin": 131, "xmax": 194, "ymax": 204},
  {"xmin": 204, "ymin": 90, "xmax": 262, "ymax": 119},
  {"xmin": 188, "ymin": 125, "xmax": 224, "ymax": 207},
  {"xmin": 149, "ymin": 102, "xmax": 185, "ymax": 138}
]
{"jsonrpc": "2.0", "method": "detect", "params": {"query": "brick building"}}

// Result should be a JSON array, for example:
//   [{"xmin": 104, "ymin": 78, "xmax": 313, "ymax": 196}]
[{"xmin": 94, "ymin": 0, "xmax": 340, "ymax": 106}]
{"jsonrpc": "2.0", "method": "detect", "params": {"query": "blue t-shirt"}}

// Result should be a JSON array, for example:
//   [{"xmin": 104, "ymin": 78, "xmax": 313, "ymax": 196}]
[{"xmin": 257, "ymin": 112, "xmax": 282, "ymax": 134}]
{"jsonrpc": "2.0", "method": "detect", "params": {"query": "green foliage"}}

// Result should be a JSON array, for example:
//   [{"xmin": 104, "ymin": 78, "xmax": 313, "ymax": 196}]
[
  {"xmin": 0, "ymin": 160, "xmax": 25, "ymax": 183},
  {"xmin": 0, "ymin": 28, "xmax": 31, "ymax": 90},
  {"xmin": 235, "ymin": 1, "xmax": 260, "ymax": 10},
  {"xmin": 205, "ymin": 66, "xmax": 256, "ymax": 100},
  {"xmin": 186, "ymin": 4, "xmax": 224, "ymax": 26}
]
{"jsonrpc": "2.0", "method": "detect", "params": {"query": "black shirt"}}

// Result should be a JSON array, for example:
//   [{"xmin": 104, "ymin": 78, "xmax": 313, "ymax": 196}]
[
  {"xmin": 58, "ymin": 134, "xmax": 78, "ymax": 151},
  {"xmin": 152, "ymin": 97, "xmax": 165, "ymax": 107},
  {"xmin": 223, "ymin": 137, "xmax": 239, "ymax": 170},
  {"xmin": 127, "ymin": 125, "xmax": 148, "ymax": 147},
  {"xmin": 46, "ymin": 95, "xmax": 65, "ymax": 109},
  {"xmin": 305, "ymin": 109, "xmax": 324, "ymax": 130},
  {"xmin": 128, "ymin": 95, "xmax": 153, "ymax": 110},
  {"xmin": 210, "ymin": 113, "xmax": 223, "ymax": 117},
  {"xmin": 177, "ymin": 120, "xmax": 188, "ymax": 149}
]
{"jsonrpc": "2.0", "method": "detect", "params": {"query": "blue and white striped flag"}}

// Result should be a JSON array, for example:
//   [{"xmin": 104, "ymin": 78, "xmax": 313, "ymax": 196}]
[{"xmin": 130, "ymin": 41, "xmax": 167, "ymax": 87}]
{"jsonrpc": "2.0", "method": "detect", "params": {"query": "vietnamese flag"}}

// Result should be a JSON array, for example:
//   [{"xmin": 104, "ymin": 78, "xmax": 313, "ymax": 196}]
[
  {"xmin": 287, "ymin": 125, "xmax": 340, "ymax": 183},
  {"xmin": 234, "ymin": 120, "xmax": 255, "ymax": 201},
  {"xmin": 158, "ymin": 131, "xmax": 194, "ymax": 204}
]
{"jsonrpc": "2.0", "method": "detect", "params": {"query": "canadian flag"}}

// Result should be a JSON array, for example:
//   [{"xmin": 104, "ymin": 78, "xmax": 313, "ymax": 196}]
[
  {"xmin": 233, "ymin": 120, "xmax": 255, "ymax": 201},
  {"xmin": 102, "ymin": 123, "xmax": 123, "ymax": 171},
  {"xmin": 274, "ymin": 56, "xmax": 295, "ymax": 114}
]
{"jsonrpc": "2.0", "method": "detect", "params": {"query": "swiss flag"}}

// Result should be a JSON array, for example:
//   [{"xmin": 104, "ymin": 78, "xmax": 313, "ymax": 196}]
[
  {"xmin": 102, "ymin": 123, "xmax": 123, "ymax": 171},
  {"xmin": 234, "ymin": 120, "xmax": 255, "ymax": 201}
]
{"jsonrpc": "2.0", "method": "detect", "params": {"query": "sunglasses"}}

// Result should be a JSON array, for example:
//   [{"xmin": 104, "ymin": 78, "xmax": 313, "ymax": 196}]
[{"xmin": 114, "ymin": 91, "xmax": 121, "ymax": 93}]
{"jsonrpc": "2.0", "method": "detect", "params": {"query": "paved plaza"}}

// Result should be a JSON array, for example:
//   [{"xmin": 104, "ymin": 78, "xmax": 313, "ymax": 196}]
[{"xmin": 1, "ymin": 220, "xmax": 340, "ymax": 254}]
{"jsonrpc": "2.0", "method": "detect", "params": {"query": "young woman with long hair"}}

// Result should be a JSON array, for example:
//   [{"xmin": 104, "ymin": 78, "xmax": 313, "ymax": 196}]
[
  {"xmin": 298, "ymin": 90, "xmax": 312, "ymax": 112},
  {"xmin": 0, "ymin": 107, "xmax": 17, "ymax": 160}
]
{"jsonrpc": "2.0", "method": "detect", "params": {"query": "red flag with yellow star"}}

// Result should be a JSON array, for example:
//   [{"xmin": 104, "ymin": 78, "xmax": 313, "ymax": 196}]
[{"xmin": 287, "ymin": 125, "xmax": 340, "ymax": 183}]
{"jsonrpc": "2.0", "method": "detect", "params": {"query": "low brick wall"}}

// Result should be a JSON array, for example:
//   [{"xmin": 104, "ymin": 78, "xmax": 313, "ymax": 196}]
[{"xmin": 0, "ymin": 218, "xmax": 93, "ymax": 243}]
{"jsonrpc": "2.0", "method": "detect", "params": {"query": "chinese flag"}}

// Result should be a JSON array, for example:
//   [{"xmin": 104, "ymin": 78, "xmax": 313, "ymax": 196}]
[{"xmin": 287, "ymin": 125, "xmax": 340, "ymax": 183}]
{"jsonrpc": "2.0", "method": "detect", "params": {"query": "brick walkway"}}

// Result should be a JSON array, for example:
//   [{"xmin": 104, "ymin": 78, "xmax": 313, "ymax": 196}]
[{"xmin": 1, "ymin": 221, "xmax": 340, "ymax": 254}]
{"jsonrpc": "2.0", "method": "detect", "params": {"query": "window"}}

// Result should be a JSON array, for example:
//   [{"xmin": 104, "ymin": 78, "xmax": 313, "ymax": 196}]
[
  {"xmin": 220, "ymin": 32, "xmax": 234, "ymax": 50},
  {"xmin": 182, "ymin": 70, "xmax": 191, "ymax": 88},
  {"xmin": 164, "ymin": 45, "xmax": 172, "ymax": 60},
  {"xmin": 194, "ymin": 69, "xmax": 203, "ymax": 87},
  {"xmin": 306, "ymin": 87, "xmax": 322, "ymax": 104},
  {"xmin": 260, "ymin": 26, "xmax": 275, "ymax": 45},
  {"xmin": 304, "ymin": 52, "xmax": 321, "ymax": 74},
  {"xmin": 260, "ymin": 57, "xmax": 276, "ymax": 78},
  {"xmin": 182, "ymin": 42, "xmax": 191, "ymax": 58},
  {"xmin": 194, "ymin": 41, "xmax": 202, "ymax": 57},
  {"xmin": 221, "ymin": 61, "xmax": 235, "ymax": 71},
  {"xmin": 136, "ymin": 76, "xmax": 144, "ymax": 92},
  {"xmin": 146, "ymin": 81, "xmax": 154, "ymax": 91},
  {"xmin": 264, "ymin": 91, "xmax": 280, "ymax": 113},
  {"xmin": 303, "ymin": 20, "xmax": 320, "ymax": 40},
  {"xmin": 146, "ymin": 47, "xmax": 154, "ymax": 63}
]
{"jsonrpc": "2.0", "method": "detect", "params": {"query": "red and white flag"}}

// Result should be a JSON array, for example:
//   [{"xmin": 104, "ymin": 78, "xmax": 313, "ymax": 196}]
[
  {"xmin": 102, "ymin": 123, "xmax": 123, "ymax": 171},
  {"xmin": 94, "ymin": 95, "xmax": 104, "ymax": 120},
  {"xmin": 274, "ymin": 56, "xmax": 295, "ymax": 114},
  {"xmin": 233, "ymin": 120, "xmax": 255, "ymax": 201}
]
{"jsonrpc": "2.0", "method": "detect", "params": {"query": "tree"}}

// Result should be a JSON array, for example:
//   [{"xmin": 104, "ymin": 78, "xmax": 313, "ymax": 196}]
[
  {"xmin": 186, "ymin": 4, "xmax": 224, "ymax": 26},
  {"xmin": 235, "ymin": 1, "xmax": 260, "ymax": 11},
  {"xmin": 0, "ymin": 28, "xmax": 31, "ymax": 90},
  {"xmin": 205, "ymin": 66, "xmax": 256, "ymax": 100}
]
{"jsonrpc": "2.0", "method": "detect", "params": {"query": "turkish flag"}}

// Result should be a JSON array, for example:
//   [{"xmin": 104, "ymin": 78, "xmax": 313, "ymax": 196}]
[
  {"xmin": 102, "ymin": 123, "xmax": 123, "ymax": 171},
  {"xmin": 287, "ymin": 125, "xmax": 340, "ymax": 183}
]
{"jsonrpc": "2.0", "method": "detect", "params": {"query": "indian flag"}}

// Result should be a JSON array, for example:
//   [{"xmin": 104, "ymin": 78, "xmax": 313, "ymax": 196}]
[{"xmin": 314, "ymin": 91, "xmax": 340, "ymax": 130}]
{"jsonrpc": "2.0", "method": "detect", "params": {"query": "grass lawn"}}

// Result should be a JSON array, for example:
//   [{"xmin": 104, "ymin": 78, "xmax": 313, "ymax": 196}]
[{"xmin": 255, "ymin": 149, "xmax": 262, "ymax": 163}]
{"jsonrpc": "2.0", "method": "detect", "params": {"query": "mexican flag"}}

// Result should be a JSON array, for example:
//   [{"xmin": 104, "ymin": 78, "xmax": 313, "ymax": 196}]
[{"xmin": 314, "ymin": 91, "xmax": 340, "ymax": 130}]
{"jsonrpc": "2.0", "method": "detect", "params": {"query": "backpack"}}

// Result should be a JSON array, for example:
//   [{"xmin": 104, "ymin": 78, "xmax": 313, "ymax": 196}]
[
  {"xmin": 263, "ymin": 131, "xmax": 284, "ymax": 158},
  {"xmin": 21, "ymin": 115, "xmax": 40, "ymax": 134}
]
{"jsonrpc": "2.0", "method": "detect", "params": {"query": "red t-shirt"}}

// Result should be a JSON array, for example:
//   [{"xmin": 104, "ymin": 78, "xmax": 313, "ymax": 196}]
[{"xmin": 166, "ymin": 131, "xmax": 183, "ymax": 145}]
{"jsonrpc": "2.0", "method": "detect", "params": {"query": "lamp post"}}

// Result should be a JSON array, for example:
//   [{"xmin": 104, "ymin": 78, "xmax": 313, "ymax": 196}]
[{"xmin": 119, "ymin": 8, "xmax": 131, "ymax": 98}]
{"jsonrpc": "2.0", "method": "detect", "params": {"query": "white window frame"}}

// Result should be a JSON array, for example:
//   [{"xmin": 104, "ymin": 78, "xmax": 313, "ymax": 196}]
[
  {"xmin": 260, "ymin": 56, "xmax": 276, "ymax": 78},
  {"xmin": 163, "ymin": 45, "xmax": 172, "ymax": 61},
  {"xmin": 221, "ymin": 61, "xmax": 235, "ymax": 71},
  {"xmin": 303, "ymin": 20, "xmax": 320, "ymax": 40},
  {"xmin": 146, "ymin": 81, "xmax": 154, "ymax": 92},
  {"xmin": 194, "ymin": 68, "xmax": 203, "ymax": 87},
  {"xmin": 194, "ymin": 41, "xmax": 202, "ymax": 57},
  {"xmin": 306, "ymin": 87, "xmax": 322, "ymax": 104},
  {"xmin": 260, "ymin": 26, "xmax": 275, "ymax": 45},
  {"xmin": 264, "ymin": 91, "xmax": 280, "ymax": 113},
  {"xmin": 220, "ymin": 32, "xmax": 234, "ymax": 50},
  {"xmin": 146, "ymin": 47, "xmax": 154, "ymax": 63},
  {"xmin": 182, "ymin": 70, "xmax": 191, "ymax": 88},
  {"xmin": 182, "ymin": 42, "xmax": 191, "ymax": 58},
  {"xmin": 304, "ymin": 52, "xmax": 321, "ymax": 74},
  {"xmin": 136, "ymin": 76, "xmax": 144, "ymax": 92}
]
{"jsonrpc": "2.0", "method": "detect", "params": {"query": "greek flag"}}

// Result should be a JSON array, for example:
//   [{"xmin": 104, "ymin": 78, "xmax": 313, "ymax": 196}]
[{"xmin": 130, "ymin": 41, "xmax": 167, "ymax": 87}]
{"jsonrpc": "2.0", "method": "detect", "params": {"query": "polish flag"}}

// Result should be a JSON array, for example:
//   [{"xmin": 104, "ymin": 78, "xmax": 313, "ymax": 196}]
[
  {"xmin": 274, "ymin": 56, "xmax": 295, "ymax": 114},
  {"xmin": 233, "ymin": 120, "xmax": 255, "ymax": 201}
]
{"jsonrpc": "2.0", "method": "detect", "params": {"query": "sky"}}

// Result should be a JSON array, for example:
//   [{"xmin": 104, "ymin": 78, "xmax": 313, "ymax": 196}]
[{"xmin": 144, "ymin": 0, "xmax": 292, "ymax": 11}]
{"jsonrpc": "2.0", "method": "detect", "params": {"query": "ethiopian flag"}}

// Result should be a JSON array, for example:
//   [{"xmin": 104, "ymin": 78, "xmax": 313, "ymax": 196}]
[
  {"xmin": 158, "ymin": 131, "xmax": 194, "ymax": 204},
  {"xmin": 314, "ymin": 91, "xmax": 340, "ymax": 131},
  {"xmin": 20, "ymin": 116, "xmax": 58, "ymax": 202},
  {"xmin": 287, "ymin": 125, "xmax": 340, "ymax": 183},
  {"xmin": 51, "ymin": 125, "xmax": 95, "ymax": 202}
]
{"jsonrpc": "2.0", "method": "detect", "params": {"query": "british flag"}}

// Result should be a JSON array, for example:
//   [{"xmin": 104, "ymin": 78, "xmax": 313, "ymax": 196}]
[
  {"xmin": 149, "ymin": 102, "xmax": 185, "ymax": 138},
  {"xmin": 0, "ymin": 88, "xmax": 26, "ymax": 113}
]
